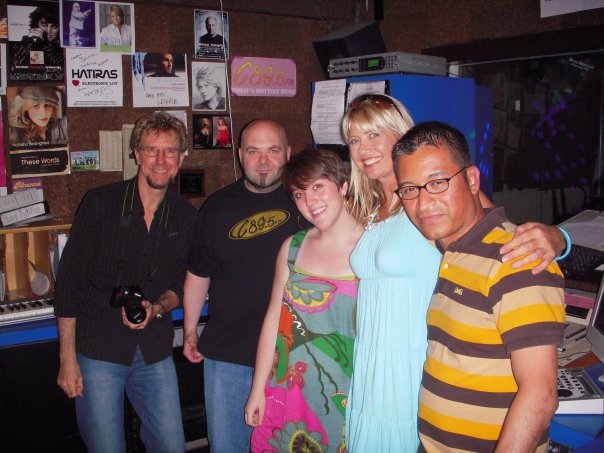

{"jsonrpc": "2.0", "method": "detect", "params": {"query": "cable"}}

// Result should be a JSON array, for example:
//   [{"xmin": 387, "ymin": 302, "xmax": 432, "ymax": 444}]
[
  {"xmin": 307, "ymin": 0, "xmax": 332, "ymax": 33},
  {"xmin": 215, "ymin": 0, "xmax": 239, "ymax": 182}
]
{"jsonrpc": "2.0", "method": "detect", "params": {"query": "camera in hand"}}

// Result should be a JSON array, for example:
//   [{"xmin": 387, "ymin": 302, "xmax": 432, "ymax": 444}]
[{"xmin": 110, "ymin": 285, "xmax": 147, "ymax": 324}]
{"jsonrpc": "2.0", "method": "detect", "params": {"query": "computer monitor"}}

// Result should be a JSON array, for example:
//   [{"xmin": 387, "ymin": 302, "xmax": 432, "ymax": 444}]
[{"xmin": 586, "ymin": 272, "xmax": 604, "ymax": 382}]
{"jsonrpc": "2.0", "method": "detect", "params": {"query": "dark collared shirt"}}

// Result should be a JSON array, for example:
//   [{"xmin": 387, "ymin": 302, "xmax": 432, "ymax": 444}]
[{"xmin": 54, "ymin": 178, "xmax": 196, "ymax": 365}]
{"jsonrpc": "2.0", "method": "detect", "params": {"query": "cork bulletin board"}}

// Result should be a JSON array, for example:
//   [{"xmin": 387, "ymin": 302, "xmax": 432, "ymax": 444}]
[{"xmin": 1, "ymin": 0, "xmax": 347, "ymax": 217}]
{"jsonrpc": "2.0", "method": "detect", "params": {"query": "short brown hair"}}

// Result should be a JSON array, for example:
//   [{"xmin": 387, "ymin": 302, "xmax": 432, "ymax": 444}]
[{"xmin": 283, "ymin": 148, "xmax": 349, "ymax": 195}]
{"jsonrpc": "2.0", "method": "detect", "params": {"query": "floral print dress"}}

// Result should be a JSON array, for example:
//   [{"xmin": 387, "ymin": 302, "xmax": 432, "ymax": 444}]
[{"xmin": 251, "ymin": 229, "xmax": 358, "ymax": 453}]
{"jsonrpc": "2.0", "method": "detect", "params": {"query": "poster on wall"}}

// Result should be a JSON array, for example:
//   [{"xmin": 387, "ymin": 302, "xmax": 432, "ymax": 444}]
[
  {"xmin": 7, "ymin": 1, "xmax": 64, "ymax": 81},
  {"xmin": 131, "ymin": 52, "xmax": 189, "ymax": 108},
  {"xmin": 212, "ymin": 116, "xmax": 232, "ymax": 148},
  {"xmin": 192, "ymin": 115, "xmax": 213, "ymax": 149},
  {"xmin": 7, "ymin": 84, "xmax": 70, "ymax": 178},
  {"xmin": 10, "ymin": 148, "xmax": 70, "ymax": 178},
  {"xmin": 61, "ymin": 0, "xmax": 96, "ymax": 48},
  {"xmin": 231, "ymin": 56, "xmax": 297, "ymax": 97},
  {"xmin": 191, "ymin": 61, "xmax": 226, "ymax": 111},
  {"xmin": 6, "ymin": 85, "xmax": 68, "ymax": 151},
  {"xmin": 96, "ymin": 2, "xmax": 134, "ymax": 53},
  {"xmin": 66, "ymin": 48, "xmax": 123, "ymax": 107},
  {"xmin": 11, "ymin": 177, "xmax": 43, "ymax": 192},
  {"xmin": 71, "ymin": 150, "xmax": 99, "ymax": 171},
  {"xmin": 194, "ymin": 9, "xmax": 229, "ymax": 60}
]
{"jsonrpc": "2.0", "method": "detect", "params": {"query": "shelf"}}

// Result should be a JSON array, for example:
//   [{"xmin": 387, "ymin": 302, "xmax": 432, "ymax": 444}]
[
  {"xmin": 0, "ymin": 217, "xmax": 73, "ymax": 235},
  {"xmin": 0, "ymin": 218, "xmax": 72, "ymax": 302}
]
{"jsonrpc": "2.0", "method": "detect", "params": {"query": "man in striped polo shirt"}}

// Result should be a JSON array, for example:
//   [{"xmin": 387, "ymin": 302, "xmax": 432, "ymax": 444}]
[{"xmin": 393, "ymin": 121, "xmax": 565, "ymax": 452}]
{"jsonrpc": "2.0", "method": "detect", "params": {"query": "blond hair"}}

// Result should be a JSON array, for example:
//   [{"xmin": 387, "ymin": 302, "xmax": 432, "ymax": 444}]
[
  {"xmin": 109, "ymin": 5, "xmax": 124, "ymax": 23},
  {"xmin": 341, "ymin": 94, "xmax": 414, "ymax": 222},
  {"xmin": 8, "ymin": 96, "xmax": 59, "ymax": 143}
]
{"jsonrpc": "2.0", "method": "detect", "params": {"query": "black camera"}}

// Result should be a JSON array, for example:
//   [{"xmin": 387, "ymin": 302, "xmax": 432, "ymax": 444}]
[{"xmin": 110, "ymin": 285, "xmax": 147, "ymax": 324}]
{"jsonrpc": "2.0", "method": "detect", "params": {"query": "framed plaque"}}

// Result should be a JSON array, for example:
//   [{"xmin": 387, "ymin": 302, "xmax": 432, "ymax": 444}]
[{"xmin": 178, "ymin": 169, "xmax": 204, "ymax": 196}]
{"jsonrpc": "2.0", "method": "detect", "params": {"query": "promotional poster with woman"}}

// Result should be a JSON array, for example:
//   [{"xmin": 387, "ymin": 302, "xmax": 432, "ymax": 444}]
[
  {"xmin": 213, "ymin": 116, "xmax": 232, "ymax": 148},
  {"xmin": 97, "ymin": 2, "xmax": 134, "ymax": 53},
  {"xmin": 192, "ymin": 114, "xmax": 213, "ymax": 149},
  {"xmin": 191, "ymin": 61, "xmax": 227, "ymax": 112},
  {"xmin": 7, "ymin": 85, "xmax": 70, "ymax": 177}
]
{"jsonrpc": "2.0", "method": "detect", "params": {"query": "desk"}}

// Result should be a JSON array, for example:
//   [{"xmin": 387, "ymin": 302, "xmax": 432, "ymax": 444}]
[
  {"xmin": 551, "ymin": 274, "xmax": 604, "ymax": 449},
  {"xmin": 551, "ymin": 364, "xmax": 604, "ymax": 449}
]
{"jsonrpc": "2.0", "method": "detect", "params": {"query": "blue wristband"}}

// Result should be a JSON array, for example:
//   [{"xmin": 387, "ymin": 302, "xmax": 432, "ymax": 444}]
[{"xmin": 556, "ymin": 227, "xmax": 572, "ymax": 261}]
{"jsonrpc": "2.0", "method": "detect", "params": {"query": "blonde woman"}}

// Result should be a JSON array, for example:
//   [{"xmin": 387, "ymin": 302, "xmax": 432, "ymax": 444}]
[
  {"xmin": 8, "ymin": 86, "xmax": 67, "ymax": 146},
  {"xmin": 342, "ymin": 94, "xmax": 567, "ymax": 451},
  {"xmin": 214, "ymin": 117, "xmax": 231, "ymax": 148},
  {"xmin": 193, "ymin": 65, "xmax": 225, "ymax": 110},
  {"xmin": 99, "ymin": 5, "xmax": 131, "ymax": 46}
]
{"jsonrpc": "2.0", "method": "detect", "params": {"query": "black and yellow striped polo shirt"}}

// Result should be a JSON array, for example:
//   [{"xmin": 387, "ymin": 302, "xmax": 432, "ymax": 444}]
[{"xmin": 418, "ymin": 207, "xmax": 565, "ymax": 453}]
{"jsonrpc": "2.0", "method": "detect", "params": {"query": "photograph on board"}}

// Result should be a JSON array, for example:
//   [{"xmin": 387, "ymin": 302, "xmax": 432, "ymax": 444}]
[
  {"xmin": 97, "ymin": 2, "xmax": 134, "ymax": 53},
  {"xmin": 143, "ymin": 52, "xmax": 185, "ymax": 78},
  {"xmin": 194, "ymin": 9, "xmax": 229, "ymax": 59},
  {"xmin": 213, "ymin": 116, "xmax": 232, "ymax": 148},
  {"xmin": 7, "ymin": 0, "xmax": 64, "ymax": 81},
  {"xmin": 7, "ymin": 85, "xmax": 68, "ymax": 151},
  {"xmin": 61, "ymin": 0, "xmax": 96, "ymax": 48},
  {"xmin": 191, "ymin": 61, "xmax": 226, "ymax": 111},
  {"xmin": 66, "ymin": 49, "xmax": 123, "ymax": 107},
  {"xmin": 192, "ymin": 115, "xmax": 213, "ymax": 149},
  {"xmin": 132, "ymin": 53, "xmax": 189, "ymax": 108}
]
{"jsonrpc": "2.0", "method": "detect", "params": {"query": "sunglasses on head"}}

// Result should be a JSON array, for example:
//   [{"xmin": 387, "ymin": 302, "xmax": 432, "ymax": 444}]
[{"xmin": 349, "ymin": 94, "xmax": 405, "ymax": 119}]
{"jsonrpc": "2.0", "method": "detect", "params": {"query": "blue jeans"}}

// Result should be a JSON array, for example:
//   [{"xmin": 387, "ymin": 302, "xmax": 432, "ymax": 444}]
[
  {"xmin": 76, "ymin": 348, "xmax": 185, "ymax": 453},
  {"xmin": 204, "ymin": 358, "xmax": 253, "ymax": 453}
]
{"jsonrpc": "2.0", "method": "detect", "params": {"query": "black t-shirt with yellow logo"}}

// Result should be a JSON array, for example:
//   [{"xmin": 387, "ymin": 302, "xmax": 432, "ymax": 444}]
[{"xmin": 188, "ymin": 178, "xmax": 309, "ymax": 367}]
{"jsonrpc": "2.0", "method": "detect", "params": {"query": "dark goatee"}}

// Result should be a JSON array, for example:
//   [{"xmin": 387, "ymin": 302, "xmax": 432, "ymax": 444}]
[
  {"xmin": 146, "ymin": 174, "xmax": 175, "ymax": 190},
  {"xmin": 244, "ymin": 175, "xmax": 280, "ymax": 191}
]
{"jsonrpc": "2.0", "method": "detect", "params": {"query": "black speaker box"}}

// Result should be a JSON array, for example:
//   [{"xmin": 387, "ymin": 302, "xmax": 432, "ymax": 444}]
[
  {"xmin": 1, "ymin": 340, "xmax": 86, "ymax": 452},
  {"xmin": 313, "ymin": 21, "xmax": 386, "ymax": 78}
]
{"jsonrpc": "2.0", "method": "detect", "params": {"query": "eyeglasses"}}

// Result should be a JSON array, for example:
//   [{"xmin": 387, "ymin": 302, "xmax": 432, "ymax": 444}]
[
  {"xmin": 395, "ymin": 167, "xmax": 468, "ymax": 200},
  {"xmin": 140, "ymin": 147, "xmax": 181, "ymax": 158},
  {"xmin": 349, "ymin": 94, "xmax": 405, "ymax": 119}
]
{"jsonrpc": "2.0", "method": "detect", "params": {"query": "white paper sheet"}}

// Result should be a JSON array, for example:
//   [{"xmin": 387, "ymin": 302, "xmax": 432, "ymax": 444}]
[
  {"xmin": 99, "ymin": 130, "xmax": 123, "ymax": 171},
  {"xmin": 310, "ymin": 79, "xmax": 346, "ymax": 145}
]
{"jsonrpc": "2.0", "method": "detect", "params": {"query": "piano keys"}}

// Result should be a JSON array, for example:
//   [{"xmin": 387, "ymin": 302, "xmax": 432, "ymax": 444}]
[{"xmin": 0, "ymin": 297, "xmax": 55, "ymax": 326}]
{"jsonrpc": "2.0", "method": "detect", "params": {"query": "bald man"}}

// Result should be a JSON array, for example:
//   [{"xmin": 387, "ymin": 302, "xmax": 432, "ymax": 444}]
[{"xmin": 183, "ymin": 119, "xmax": 310, "ymax": 452}]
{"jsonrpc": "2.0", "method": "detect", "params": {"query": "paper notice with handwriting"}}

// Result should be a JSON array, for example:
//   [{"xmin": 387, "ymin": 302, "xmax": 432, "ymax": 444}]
[{"xmin": 66, "ymin": 48, "xmax": 123, "ymax": 107}]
